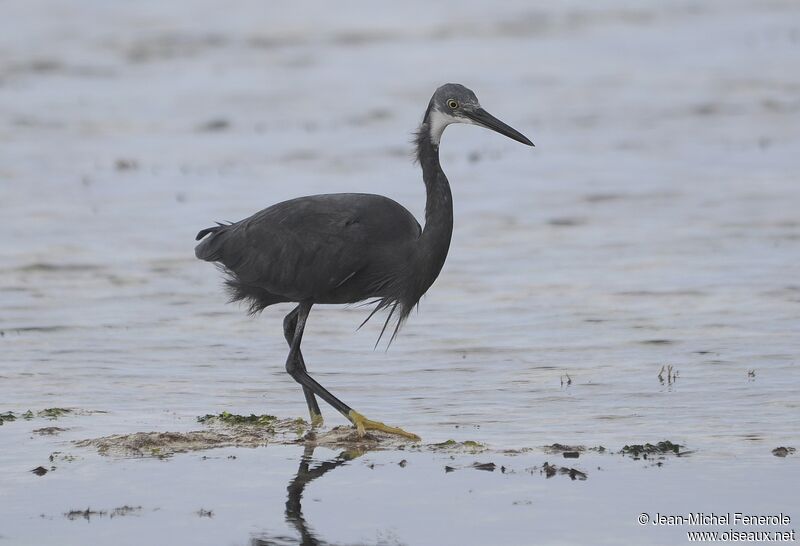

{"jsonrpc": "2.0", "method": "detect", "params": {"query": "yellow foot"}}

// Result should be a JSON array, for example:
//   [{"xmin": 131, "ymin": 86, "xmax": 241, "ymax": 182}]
[
  {"xmin": 310, "ymin": 412, "xmax": 324, "ymax": 427},
  {"xmin": 347, "ymin": 410, "xmax": 421, "ymax": 442}
]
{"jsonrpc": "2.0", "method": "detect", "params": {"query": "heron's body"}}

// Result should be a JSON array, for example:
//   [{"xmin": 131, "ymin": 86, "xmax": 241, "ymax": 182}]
[
  {"xmin": 196, "ymin": 83, "xmax": 532, "ymax": 439},
  {"xmin": 197, "ymin": 192, "xmax": 436, "ymax": 312}
]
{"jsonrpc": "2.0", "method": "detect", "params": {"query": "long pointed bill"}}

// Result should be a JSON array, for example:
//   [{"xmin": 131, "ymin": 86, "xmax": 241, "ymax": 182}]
[{"xmin": 464, "ymin": 108, "xmax": 534, "ymax": 146}]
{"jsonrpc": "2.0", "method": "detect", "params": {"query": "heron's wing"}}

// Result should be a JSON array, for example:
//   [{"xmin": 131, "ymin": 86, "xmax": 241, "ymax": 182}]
[{"xmin": 198, "ymin": 193, "xmax": 420, "ymax": 301}]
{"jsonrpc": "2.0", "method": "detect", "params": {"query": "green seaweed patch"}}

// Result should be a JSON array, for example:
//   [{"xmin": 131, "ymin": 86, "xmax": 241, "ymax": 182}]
[
  {"xmin": 39, "ymin": 408, "xmax": 72, "ymax": 420},
  {"xmin": 544, "ymin": 443, "xmax": 585, "ymax": 453},
  {"xmin": 543, "ymin": 444, "xmax": 607, "ymax": 455},
  {"xmin": 293, "ymin": 417, "xmax": 308, "ymax": 436},
  {"xmin": 197, "ymin": 411, "xmax": 278, "ymax": 427},
  {"xmin": 1, "ymin": 408, "xmax": 72, "ymax": 423},
  {"xmin": 501, "ymin": 447, "xmax": 534, "ymax": 456},
  {"xmin": 621, "ymin": 441, "xmax": 682, "ymax": 459},
  {"xmin": 429, "ymin": 439, "xmax": 486, "ymax": 452}
]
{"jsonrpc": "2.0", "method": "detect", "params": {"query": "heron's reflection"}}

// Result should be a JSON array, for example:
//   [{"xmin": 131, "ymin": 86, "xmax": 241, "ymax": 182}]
[{"xmin": 252, "ymin": 445, "xmax": 363, "ymax": 546}]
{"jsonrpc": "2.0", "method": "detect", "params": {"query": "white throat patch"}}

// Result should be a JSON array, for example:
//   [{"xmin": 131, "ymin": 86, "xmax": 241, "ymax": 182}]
[{"xmin": 428, "ymin": 108, "xmax": 461, "ymax": 145}]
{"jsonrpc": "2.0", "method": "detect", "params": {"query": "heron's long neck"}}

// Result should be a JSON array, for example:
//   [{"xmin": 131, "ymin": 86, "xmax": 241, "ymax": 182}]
[{"xmin": 415, "ymin": 116, "xmax": 453, "ymax": 282}]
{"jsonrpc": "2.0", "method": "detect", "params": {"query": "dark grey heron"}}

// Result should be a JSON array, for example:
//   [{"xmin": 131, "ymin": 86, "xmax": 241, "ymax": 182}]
[{"xmin": 195, "ymin": 83, "xmax": 533, "ymax": 440}]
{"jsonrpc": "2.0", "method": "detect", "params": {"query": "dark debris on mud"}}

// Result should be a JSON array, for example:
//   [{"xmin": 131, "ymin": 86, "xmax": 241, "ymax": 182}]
[
  {"xmin": 441, "ymin": 461, "xmax": 497, "ymax": 473},
  {"xmin": 541, "ymin": 462, "xmax": 588, "ymax": 481},
  {"xmin": 64, "ymin": 505, "xmax": 142, "ymax": 521},
  {"xmin": 441, "ymin": 459, "xmax": 588, "ymax": 479},
  {"xmin": 33, "ymin": 426, "xmax": 67, "ymax": 435},
  {"xmin": 487, "ymin": 461, "xmax": 589, "ymax": 480}
]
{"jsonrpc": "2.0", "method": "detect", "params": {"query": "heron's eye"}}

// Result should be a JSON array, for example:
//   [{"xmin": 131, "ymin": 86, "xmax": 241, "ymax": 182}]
[{"xmin": 447, "ymin": 99, "xmax": 459, "ymax": 109}]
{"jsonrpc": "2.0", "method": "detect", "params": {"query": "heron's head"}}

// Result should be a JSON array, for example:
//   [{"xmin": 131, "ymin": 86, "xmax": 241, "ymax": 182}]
[{"xmin": 425, "ymin": 83, "xmax": 533, "ymax": 147}]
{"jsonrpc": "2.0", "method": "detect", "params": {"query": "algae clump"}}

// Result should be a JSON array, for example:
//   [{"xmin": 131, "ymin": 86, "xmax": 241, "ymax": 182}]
[
  {"xmin": 39, "ymin": 408, "xmax": 72, "ymax": 419},
  {"xmin": 430, "ymin": 439, "xmax": 485, "ymax": 452},
  {"xmin": 197, "ymin": 411, "xmax": 278, "ymax": 427},
  {"xmin": 621, "ymin": 441, "xmax": 682, "ymax": 458}
]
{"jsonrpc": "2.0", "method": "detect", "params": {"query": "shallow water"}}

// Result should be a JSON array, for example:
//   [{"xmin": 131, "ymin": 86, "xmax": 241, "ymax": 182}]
[{"xmin": 2, "ymin": 0, "xmax": 799, "ymax": 544}]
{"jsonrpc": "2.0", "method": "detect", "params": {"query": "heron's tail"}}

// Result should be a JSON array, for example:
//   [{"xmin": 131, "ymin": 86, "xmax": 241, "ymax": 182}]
[
  {"xmin": 194, "ymin": 222, "xmax": 229, "ymax": 261},
  {"xmin": 195, "ymin": 225, "xmax": 224, "ymax": 241}
]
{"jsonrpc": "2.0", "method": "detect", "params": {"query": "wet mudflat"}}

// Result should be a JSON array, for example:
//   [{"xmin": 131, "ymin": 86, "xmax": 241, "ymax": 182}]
[
  {"xmin": 2, "ymin": 409, "xmax": 798, "ymax": 545},
  {"xmin": 2, "ymin": 0, "xmax": 799, "ymax": 544},
  {"xmin": 2, "ymin": 410, "xmax": 798, "ymax": 546}
]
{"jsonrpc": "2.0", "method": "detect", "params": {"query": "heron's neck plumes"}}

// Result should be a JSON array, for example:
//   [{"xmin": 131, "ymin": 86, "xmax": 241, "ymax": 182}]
[{"xmin": 414, "ymin": 111, "xmax": 453, "ymax": 285}]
